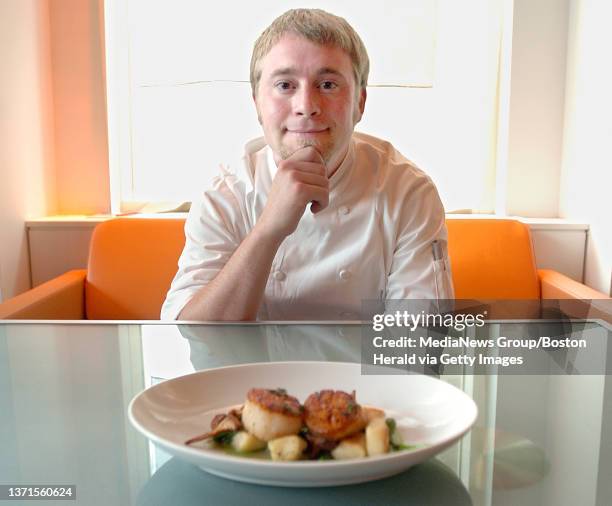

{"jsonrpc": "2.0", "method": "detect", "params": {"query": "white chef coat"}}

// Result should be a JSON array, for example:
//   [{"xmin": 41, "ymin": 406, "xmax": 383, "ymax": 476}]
[{"xmin": 161, "ymin": 132, "xmax": 454, "ymax": 320}]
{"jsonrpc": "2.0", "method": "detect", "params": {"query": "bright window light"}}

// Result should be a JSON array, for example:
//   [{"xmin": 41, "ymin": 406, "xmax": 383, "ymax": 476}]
[{"xmin": 105, "ymin": 0, "xmax": 505, "ymax": 214}]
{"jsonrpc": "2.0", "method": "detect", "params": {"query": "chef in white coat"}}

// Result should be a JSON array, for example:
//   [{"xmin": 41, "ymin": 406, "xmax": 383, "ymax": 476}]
[{"xmin": 161, "ymin": 8, "xmax": 453, "ymax": 321}]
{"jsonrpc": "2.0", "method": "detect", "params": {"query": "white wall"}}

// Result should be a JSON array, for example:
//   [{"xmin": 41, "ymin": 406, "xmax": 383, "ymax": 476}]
[
  {"xmin": 559, "ymin": 0, "xmax": 612, "ymax": 294},
  {"xmin": 503, "ymin": 0, "xmax": 570, "ymax": 217},
  {"xmin": 502, "ymin": 0, "xmax": 610, "ymax": 293},
  {"xmin": 0, "ymin": 0, "xmax": 56, "ymax": 301},
  {"xmin": 49, "ymin": 0, "xmax": 110, "ymax": 215},
  {"xmin": 0, "ymin": 0, "xmax": 109, "ymax": 301}
]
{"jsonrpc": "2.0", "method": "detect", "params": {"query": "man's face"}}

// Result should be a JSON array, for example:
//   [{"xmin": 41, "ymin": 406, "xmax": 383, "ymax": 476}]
[{"xmin": 253, "ymin": 34, "xmax": 366, "ymax": 174}]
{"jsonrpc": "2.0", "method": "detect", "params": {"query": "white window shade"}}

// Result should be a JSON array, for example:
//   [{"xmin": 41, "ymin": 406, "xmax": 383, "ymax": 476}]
[
  {"xmin": 105, "ymin": 0, "xmax": 503, "ymax": 213},
  {"xmin": 128, "ymin": 0, "xmax": 436, "ymax": 86}
]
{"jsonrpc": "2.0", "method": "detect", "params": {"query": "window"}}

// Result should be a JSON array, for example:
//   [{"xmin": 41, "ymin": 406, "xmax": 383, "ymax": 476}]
[{"xmin": 105, "ymin": 0, "xmax": 505, "ymax": 214}]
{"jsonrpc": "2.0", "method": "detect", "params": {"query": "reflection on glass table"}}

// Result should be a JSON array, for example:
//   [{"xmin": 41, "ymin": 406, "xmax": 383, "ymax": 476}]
[
  {"xmin": 0, "ymin": 321, "xmax": 610, "ymax": 506},
  {"xmin": 137, "ymin": 456, "xmax": 471, "ymax": 506}
]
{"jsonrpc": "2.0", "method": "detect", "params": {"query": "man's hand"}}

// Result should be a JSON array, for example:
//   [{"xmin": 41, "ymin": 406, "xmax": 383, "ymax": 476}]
[{"xmin": 257, "ymin": 146, "xmax": 329, "ymax": 241}]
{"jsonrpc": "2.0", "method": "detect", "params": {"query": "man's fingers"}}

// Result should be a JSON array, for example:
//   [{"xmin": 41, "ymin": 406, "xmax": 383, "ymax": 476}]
[
  {"xmin": 296, "ymin": 161, "xmax": 327, "ymax": 176},
  {"xmin": 279, "ymin": 160, "xmax": 326, "ymax": 176},
  {"xmin": 298, "ymin": 184, "xmax": 329, "ymax": 213},
  {"xmin": 285, "ymin": 145, "xmax": 326, "ymax": 165},
  {"xmin": 279, "ymin": 147, "xmax": 327, "ymax": 176},
  {"xmin": 289, "ymin": 171, "xmax": 329, "ymax": 188}
]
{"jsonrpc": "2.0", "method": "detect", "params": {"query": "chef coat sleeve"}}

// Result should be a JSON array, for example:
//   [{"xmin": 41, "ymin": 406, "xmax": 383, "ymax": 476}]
[
  {"xmin": 160, "ymin": 175, "xmax": 246, "ymax": 320},
  {"xmin": 385, "ymin": 175, "xmax": 454, "ymax": 301}
]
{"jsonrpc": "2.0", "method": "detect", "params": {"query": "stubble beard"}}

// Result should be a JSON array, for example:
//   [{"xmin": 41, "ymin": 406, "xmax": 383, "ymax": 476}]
[{"xmin": 279, "ymin": 136, "xmax": 334, "ymax": 163}]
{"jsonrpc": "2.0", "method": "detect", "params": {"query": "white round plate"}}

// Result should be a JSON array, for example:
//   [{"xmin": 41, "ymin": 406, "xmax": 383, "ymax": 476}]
[{"xmin": 129, "ymin": 361, "xmax": 477, "ymax": 487}]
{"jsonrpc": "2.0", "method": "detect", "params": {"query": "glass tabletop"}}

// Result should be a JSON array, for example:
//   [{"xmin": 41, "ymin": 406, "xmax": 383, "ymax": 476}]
[{"xmin": 1, "ymin": 321, "xmax": 610, "ymax": 506}]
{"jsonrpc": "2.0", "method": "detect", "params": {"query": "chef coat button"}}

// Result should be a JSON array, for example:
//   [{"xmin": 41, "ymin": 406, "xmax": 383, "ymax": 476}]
[
  {"xmin": 273, "ymin": 271, "xmax": 286, "ymax": 281},
  {"xmin": 339, "ymin": 269, "xmax": 351, "ymax": 280},
  {"xmin": 339, "ymin": 205, "xmax": 350, "ymax": 215}
]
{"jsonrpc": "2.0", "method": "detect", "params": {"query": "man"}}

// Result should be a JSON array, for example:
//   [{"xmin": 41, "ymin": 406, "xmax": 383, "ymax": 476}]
[{"xmin": 161, "ymin": 8, "xmax": 453, "ymax": 321}]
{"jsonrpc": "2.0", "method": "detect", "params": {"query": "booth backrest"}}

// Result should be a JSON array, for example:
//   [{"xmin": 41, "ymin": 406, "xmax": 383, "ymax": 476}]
[
  {"xmin": 84, "ymin": 217, "xmax": 540, "ymax": 319},
  {"xmin": 85, "ymin": 218, "xmax": 186, "ymax": 319},
  {"xmin": 446, "ymin": 219, "xmax": 540, "ymax": 299}
]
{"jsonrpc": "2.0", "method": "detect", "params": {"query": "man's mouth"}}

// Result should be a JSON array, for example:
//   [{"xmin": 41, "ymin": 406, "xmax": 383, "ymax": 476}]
[{"xmin": 286, "ymin": 128, "xmax": 328, "ymax": 134}]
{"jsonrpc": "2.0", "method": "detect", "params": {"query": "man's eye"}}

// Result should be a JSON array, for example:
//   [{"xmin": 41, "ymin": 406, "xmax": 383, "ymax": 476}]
[
  {"xmin": 275, "ymin": 81, "xmax": 293, "ymax": 91},
  {"xmin": 320, "ymin": 81, "xmax": 338, "ymax": 90}
]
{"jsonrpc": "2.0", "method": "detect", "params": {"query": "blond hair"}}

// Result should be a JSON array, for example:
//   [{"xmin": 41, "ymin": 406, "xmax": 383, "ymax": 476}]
[{"xmin": 250, "ymin": 9, "xmax": 369, "ymax": 95}]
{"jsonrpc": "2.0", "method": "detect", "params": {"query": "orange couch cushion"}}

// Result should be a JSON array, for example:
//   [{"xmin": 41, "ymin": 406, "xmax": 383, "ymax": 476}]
[
  {"xmin": 446, "ymin": 219, "xmax": 540, "ymax": 299},
  {"xmin": 0, "ymin": 270, "xmax": 86, "ymax": 319},
  {"xmin": 83, "ymin": 217, "xmax": 541, "ymax": 319},
  {"xmin": 85, "ymin": 218, "xmax": 185, "ymax": 319}
]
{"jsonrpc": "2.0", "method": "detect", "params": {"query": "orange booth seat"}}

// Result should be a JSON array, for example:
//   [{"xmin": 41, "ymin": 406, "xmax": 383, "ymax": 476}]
[{"xmin": 0, "ymin": 218, "xmax": 608, "ymax": 320}]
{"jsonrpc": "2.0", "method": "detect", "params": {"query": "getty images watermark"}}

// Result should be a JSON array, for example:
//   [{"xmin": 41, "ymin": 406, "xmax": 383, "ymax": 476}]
[{"xmin": 360, "ymin": 299, "xmax": 612, "ymax": 375}]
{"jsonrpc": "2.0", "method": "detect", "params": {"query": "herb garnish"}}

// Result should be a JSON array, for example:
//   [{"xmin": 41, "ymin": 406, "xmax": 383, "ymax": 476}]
[{"xmin": 212, "ymin": 431, "xmax": 236, "ymax": 445}]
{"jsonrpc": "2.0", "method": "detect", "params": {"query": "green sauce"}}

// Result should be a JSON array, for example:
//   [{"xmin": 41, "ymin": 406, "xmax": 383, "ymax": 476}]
[{"xmin": 221, "ymin": 446, "xmax": 271, "ymax": 460}]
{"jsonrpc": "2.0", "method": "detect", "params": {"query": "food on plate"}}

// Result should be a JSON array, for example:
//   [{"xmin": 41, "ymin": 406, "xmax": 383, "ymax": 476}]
[
  {"xmin": 331, "ymin": 432, "xmax": 366, "ymax": 460},
  {"xmin": 231, "ymin": 430, "xmax": 267, "ymax": 453},
  {"xmin": 268, "ymin": 435, "xmax": 308, "ymax": 461},
  {"xmin": 362, "ymin": 406, "xmax": 385, "ymax": 424},
  {"xmin": 185, "ymin": 388, "xmax": 410, "ymax": 461},
  {"xmin": 241, "ymin": 388, "xmax": 303, "ymax": 441},
  {"xmin": 184, "ymin": 406, "xmax": 243, "ymax": 445},
  {"xmin": 365, "ymin": 417, "xmax": 390, "ymax": 456},
  {"xmin": 303, "ymin": 390, "xmax": 366, "ymax": 441}
]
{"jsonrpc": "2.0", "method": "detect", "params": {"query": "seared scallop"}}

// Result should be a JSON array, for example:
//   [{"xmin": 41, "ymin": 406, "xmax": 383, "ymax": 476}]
[
  {"xmin": 241, "ymin": 388, "xmax": 303, "ymax": 442},
  {"xmin": 303, "ymin": 390, "xmax": 366, "ymax": 441}
]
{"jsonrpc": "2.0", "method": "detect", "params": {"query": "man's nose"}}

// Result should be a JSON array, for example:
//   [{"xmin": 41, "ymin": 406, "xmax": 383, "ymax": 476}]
[{"xmin": 293, "ymin": 87, "xmax": 320, "ymax": 117}]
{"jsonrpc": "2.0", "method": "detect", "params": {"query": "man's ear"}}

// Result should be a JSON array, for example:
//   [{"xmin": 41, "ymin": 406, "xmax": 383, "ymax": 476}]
[{"xmin": 354, "ymin": 87, "xmax": 367, "ymax": 124}]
